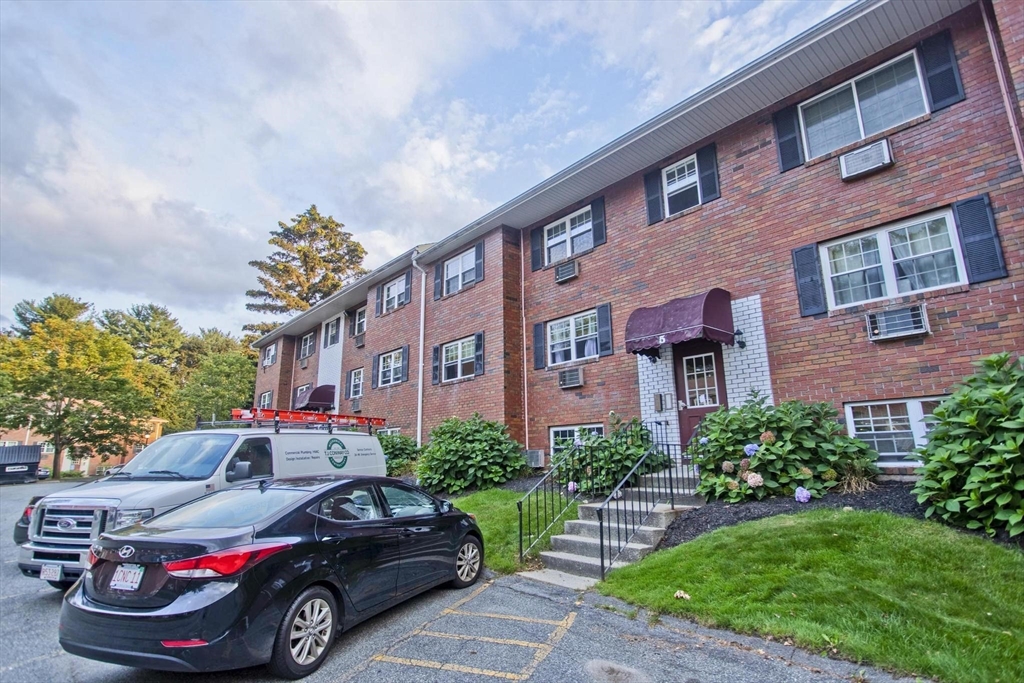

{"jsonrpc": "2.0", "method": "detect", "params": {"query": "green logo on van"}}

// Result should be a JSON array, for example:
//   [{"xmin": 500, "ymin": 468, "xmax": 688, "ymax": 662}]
[{"xmin": 326, "ymin": 438, "xmax": 349, "ymax": 469}]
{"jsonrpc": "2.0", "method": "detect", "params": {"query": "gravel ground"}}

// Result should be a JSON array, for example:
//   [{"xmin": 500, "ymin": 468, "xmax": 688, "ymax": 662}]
[{"xmin": 661, "ymin": 482, "xmax": 1024, "ymax": 551}]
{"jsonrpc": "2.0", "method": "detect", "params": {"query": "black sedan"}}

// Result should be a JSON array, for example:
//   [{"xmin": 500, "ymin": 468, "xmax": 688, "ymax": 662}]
[{"xmin": 58, "ymin": 476, "xmax": 484, "ymax": 679}]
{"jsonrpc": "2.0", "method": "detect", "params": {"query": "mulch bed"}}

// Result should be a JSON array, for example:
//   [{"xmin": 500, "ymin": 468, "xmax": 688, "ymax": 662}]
[{"xmin": 660, "ymin": 482, "xmax": 1023, "ymax": 551}]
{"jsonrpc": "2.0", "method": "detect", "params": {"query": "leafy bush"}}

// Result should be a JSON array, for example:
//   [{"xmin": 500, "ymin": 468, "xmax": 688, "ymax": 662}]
[
  {"xmin": 913, "ymin": 353, "xmax": 1024, "ymax": 538},
  {"xmin": 558, "ymin": 413, "xmax": 671, "ymax": 494},
  {"xmin": 60, "ymin": 470, "xmax": 84, "ymax": 479},
  {"xmin": 379, "ymin": 432, "xmax": 419, "ymax": 477},
  {"xmin": 691, "ymin": 393, "xmax": 878, "ymax": 503},
  {"xmin": 417, "ymin": 413, "xmax": 525, "ymax": 495}
]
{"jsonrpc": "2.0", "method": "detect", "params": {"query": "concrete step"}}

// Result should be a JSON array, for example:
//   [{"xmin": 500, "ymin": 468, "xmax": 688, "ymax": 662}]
[
  {"xmin": 550, "ymin": 534, "xmax": 654, "ymax": 563},
  {"xmin": 616, "ymin": 488, "xmax": 703, "ymax": 507},
  {"xmin": 577, "ymin": 501, "xmax": 682, "ymax": 528},
  {"xmin": 563, "ymin": 519, "xmax": 666, "ymax": 546},
  {"xmin": 538, "ymin": 551, "xmax": 630, "ymax": 578}
]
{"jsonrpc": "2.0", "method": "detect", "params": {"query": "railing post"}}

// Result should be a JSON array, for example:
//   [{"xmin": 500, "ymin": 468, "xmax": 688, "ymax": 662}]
[
  {"xmin": 668, "ymin": 453, "xmax": 675, "ymax": 510},
  {"xmin": 597, "ymin": 507, "xmax": 605, "ymax": 580},
  {"xmin": 517, "ymin": 500, "xmax": 524, "ymax": 562}
]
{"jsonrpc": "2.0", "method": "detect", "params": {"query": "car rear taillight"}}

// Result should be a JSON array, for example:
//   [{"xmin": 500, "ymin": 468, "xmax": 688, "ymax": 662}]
[
  {"xmin": 161, "ymin": 639, "xmax": 208, "ymax": 648},
  {"xmin": 163, "ymin": 542, "xmax": 291, "ymax": 579},
  {"xmin": 23, "ymin": 505, "xmax": 34, "ymax": 522}
]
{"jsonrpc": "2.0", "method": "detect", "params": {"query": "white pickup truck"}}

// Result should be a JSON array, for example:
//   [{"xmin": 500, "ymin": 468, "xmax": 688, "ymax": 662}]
[{"xmin": 19, "ymin": 428, "xmax": 387, "ymax": 589}]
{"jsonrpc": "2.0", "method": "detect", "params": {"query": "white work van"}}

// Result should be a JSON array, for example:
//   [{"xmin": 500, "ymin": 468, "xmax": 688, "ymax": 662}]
[{"xmin": 18, "ymin": 428, "xmax": 387, "ymax": 589}]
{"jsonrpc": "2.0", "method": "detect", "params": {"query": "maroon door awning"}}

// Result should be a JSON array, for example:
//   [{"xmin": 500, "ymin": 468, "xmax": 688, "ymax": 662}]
[
  {"xmin": 295, "ymin": 385, "xmax": 336, "ymax": 411},
  {"xmin": 624, "ymin": 288, "xmax": 735, "ymax": 357}
]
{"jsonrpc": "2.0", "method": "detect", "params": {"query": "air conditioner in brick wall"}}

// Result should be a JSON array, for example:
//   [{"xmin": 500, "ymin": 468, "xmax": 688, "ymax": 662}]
[
  {"xmin": 351, "ymin": 399, "xmax": 361, "ymax": 413},
  {"xmin": 299, "ymin": 357, "xmax": 308, "ymax": 369},
  {"xmin": 354, "ymin": 333, "xmax": 365, "ymax": 348},
  {"xmin": 554, "ymin": 259, "xmax": 579, "ymax": 284},
  {"xmin": 839, "ymin": 138, "xmax": 893, "ymax": 181},
  {"xmin": 866, "ymin": 303, "xmax": 929, "ymax": 341},
  {"xmin": 558, "ymin": 367, "xmax": 584, "ymax": 389},
  {"xmin": 525, "ymin": 449, "xmax": 546, "ymax": 468}
]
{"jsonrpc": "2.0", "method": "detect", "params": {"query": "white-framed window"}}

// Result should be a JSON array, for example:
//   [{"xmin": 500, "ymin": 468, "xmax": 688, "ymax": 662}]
[
  {"xmin": 819, "ymin": 209, "xmax": 967, "ymax": 309},
  {"xmin": 0, "ymin": 440, "xmax": 20, "ymax": 447},
  {"xmin": 299, "ymin": 332, "xmax": 316, "ymax": 359},
  {"xmin": 799, "ymin": 51, "xmax": 929, "ymax": 159},
  {"xmin": 442, "ymin": 337, "xmax": 476, "ymax": 382},
  {"xmin": 293, "ymin": 383, "xmax": 312, "ymax": 407},
  {"xmin": 547, "ymin": 309, "xmax": 598, "ymax": 366},
  {"xmin": 845, "ymin": 397, "xmax": 945, "ymax": 466},
  {"xmin": 133, "ymin": 444, "xmax": 145, "ymax": 455},
  {"xmin": 258, "ymin": 391, "xmax": 273, "ymax": 409},
  {"xmin": 378, "ymin": 427, "xmax": 401, "ymax": 436},
  {"xmin": 662, "ymin": 154, "xmax": 700, "ymax": 216},
  {"xmin": 384, "ymin": 277, "xmax": 406, "ymax": 313},
  {"xmin": 40, "ymin": 442, "xmax": 55, "ymax": 454},
  {"xmin": 545, "ymin": 205, "xmax": 594, "ymax": 265},
  {"xmin": 444, "ymin": 249, "xmax": 477, "ymax": 295},
  {"xmin": 262, "ymin": 343, "xmax": 277, "ymax": 366},
  {"xmin": 682, "ymin": 353, "xmax": 720, "ymax": 407},
  {"xmin": 350, "ymin": 368, "xmax": 364, "ymax": 399},
  {"xmin": 550, "ymin": 424, "xmax": 604, "ymax": 457},
  {"xmin": 325, "ymin": 318, "xmax": 339, "ymax": 346},
  {"xmin": 379, "ymin": 349, "xmax": 403, "ymax": 387},
  {"xmin": 354, "ymin": 307, "xmax": 367, "ymax": 335}
]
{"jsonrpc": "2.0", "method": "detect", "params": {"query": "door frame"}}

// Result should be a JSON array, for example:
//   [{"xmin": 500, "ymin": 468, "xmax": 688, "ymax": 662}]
[{"xmin": 673, "ymin": 339, "xmax": 728, "ymax": 443}]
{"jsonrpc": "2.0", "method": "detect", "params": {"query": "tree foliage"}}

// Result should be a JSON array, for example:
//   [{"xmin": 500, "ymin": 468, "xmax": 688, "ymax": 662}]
[
  {"xmin": 176, "ymin": 351, "xmax": 256, "ymax": 429},
  {"xmin": 12, "ymin": 294, "xmax": 92, "ymax": 336},
  {"xmin": 100, "ymin": 304, "xmax": 187, "ymax": 371}
]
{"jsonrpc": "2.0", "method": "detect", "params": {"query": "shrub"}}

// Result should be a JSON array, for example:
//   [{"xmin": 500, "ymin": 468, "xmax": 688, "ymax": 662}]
[
  {"xmin": 913, "ymin": 353, "xmax": 1024, "ymax": 538},
  {"xmin": 691, "ymin": 392, "xmax": 878, "ymax": 503},
  {"xmin": 378, "ymin": 432, "xmax": 419, "ymax": 477},
  {"xmin": 417, "ymin": 413, "xmax": 525, "ymax": 495},
  {"xmin": 558, "ymin": 413, "xmax": 671, "ymax": 494},
  {"xmin": 60, "ymin": 470, "xmax": 84, "ymax": 479}
]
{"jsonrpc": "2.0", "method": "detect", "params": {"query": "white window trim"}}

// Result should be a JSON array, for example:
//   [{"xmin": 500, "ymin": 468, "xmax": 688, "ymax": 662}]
[
  {"xmin": 263, "ymin": 343, "xmax": 277, "ymax": 366},
  {"xmin": 378, "ymin": 349, "xmax": 403, "ymax": 387},
  {"xmin": 444, "ymin": 249, "xmax": 477, "ymax": 295},
  {"xmin": 384, "ymin": 277, "xmax": 406, "ymax": 313},
  {"xmin": 378, "ymin": 427, "xmax": 401, "ymax": 436},
  {"xmin": 441, "ymin": 336, "xmax": 476, "ymax": 382},
  {"xmin": 661, "ymin": 153, "xmax": 701, "ymax": 217},
  {"xmin": 798, "ymin": 49, "xmax": 930, "ymax": 160},
  {"xmin": 546, "ymin": 309, "xmax": 599, "ymax": 367},
  {"xmin": 681, "ymin": 352, "xmax": 721, "ymax": 408},
  {"xmin": 299, "ymin": 332, "xmax": 316, "ymax": 359},
  {"xmin": 350, "ymin": 368, "xmax": 364, "ymax": 399},
  {"xmin": 294, "ymin": 383, "xmax": 312, "ymax": 407},
  {"xmin": 844, "ymin": 396, "xmax": 946, "ymax": 467},
  {"xmin": 818, "ymin": 208, "xmax": 967, "ymax": 311},
  {"xmin": 1, "ymin": 440, "xmax": 20, "ymax": 447},
  {"xmin": 41, "ymin": 442, "xmax": 55, "ymax": 454},
  {"xmin": 549, "ymin": 424, "xmax": 605, "ymax": 456},
  {"xmin": 258, "ymin": 391, "xmax": 273, "ymax": 409},
  {"xmin": 354, "ymin": 307, "xmax": 367, "ymax": 335},
  {"xmin": 543, "ymin": 204, "xmax": 594, "ymax": 265},
  {"xmin": 325, "ymin": 319, "xmax": 338, "ymax": 346}
]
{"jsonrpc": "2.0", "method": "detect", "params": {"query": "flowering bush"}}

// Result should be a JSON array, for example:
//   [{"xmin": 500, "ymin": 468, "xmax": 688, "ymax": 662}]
[
  {"xmin": 557, "ymin": 413, "xmax": 670, "ymax": 494},
  {"xmin": 689, "ymin": 392, "xmax": 879, "ymax": 503},
  {"xmin": 795, "ymin": 486, "xmax": 811, "ymax": 503}
]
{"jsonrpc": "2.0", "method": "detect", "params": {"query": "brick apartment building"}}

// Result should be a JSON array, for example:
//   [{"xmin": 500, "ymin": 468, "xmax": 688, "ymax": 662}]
[
  {"xmin": 254, "ymin": 0, "xmax": 1023, "ymax": 473},
  {"xmin": 0, "ymin": 420, "xmax": 166, "ymax": 475}
]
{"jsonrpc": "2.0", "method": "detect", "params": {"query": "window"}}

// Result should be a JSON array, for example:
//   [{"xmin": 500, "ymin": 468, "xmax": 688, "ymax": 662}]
[
  {"xmin": 326, "ymin": 318, "xmax": 339, "ymax": 346},
  {"xmin": 682, "ymin": 353, "xmax": 719, "ymax": 407},
  {"xmin": 845, "ymin": 397, "xmax": 944, "ymax": 466},
  {"xmin": 548, "ymin": 310, "xmax": 598, "ymax": 366},
  {"xmin": 444, "ymin": 249, "xmax": 476, "ymax": 295},
  {"xmin": 0, "ymin": 440, "xmax": 19, "ymax": 447},
  {"xmin": 132, "ymin": 444, "xmax": 145, "ymax": 455},
  {"xmin": 384, "ymin": 277, "xmax": 406, "ymax": 313},
  {"xmin": 354, "ymin": 307, "xmax": 366, "ymax": 335},
  {"xmin": 377, "ymin": 428, "xmax": 401, "ymax": 436},
  {"xmin": 442, "ymin": 337, "xmax": 476, "ymax": 381},
  {"xmin": 550, "ymin": 425, "xmax": 604, "ymax": 457},
  {"xmin": 262, "ymin": 343, "xmax": 276, "ymax": 366},
  {"xmin": 379, "ymin": 349, "xmax": 403, "ymax": 387},
  {"xmin": 232, "ymin": 437, "xmax": 274, "ymax": 478},
  {"xmin": 293, "ymin": 383, "xmax": 312, "ymax": 407},
  {"xmin": 379, "ymin": 484, "xmax": 437, "ymax": 518},
  {"xmin": 319, "ymin": 487, "xmax": 381, "ymax": 522},
  {"xmin": 299, "ymin": 332, "xmax": 316, "ymax": 359},
  {"xmin": 350, "ymin": 368, "xmax": 364, "ymax": 399},
  {"xmin": 662, "ymin": 155, "xmax": 700, "ymax": 216},
  {"xmin": 258, "ymin": 391, "xmax": 273, "ymax": 409},
  {"xmin": 40, "ymin": 442, "xmax": 55, "ymax": 454},
  {"xmin": 544, "ymin": 206, "xmax": 593, "ymax": 265},
  {"xmin": 800, "ymin": 51, "xmax": 928, "ymax": 159},
  {"xmin": 820, "ymin": 210, "xmax": 966, "ymax": 309}
]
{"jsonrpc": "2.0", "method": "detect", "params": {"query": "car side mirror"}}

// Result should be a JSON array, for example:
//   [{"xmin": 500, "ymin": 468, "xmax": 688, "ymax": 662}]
[
  {"xmin": 438, "ymin": 500, "xmax": 453, "ymax": 514},
  {"xmin": 226, "ymin": 460, "xmax": 251, "ymax": 483}
]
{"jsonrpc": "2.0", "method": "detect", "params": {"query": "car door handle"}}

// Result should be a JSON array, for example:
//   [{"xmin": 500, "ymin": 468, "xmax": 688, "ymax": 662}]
[{"xmin": 402, "ymin": 527, "xmax": 430, "ymax": 535}]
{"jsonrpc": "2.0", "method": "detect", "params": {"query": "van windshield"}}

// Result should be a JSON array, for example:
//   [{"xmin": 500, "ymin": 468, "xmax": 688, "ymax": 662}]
[{"xmin": 118, "ymin": 434, "xmax": 238, "ymax": 480}]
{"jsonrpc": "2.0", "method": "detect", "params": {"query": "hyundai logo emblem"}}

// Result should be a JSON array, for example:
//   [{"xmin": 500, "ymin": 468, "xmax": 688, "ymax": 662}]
[
  {"xmin": 118, "ymin": 545, "xmax": 135, "ymax": 559},
  {"xmin": 56, "ymin": 518, "xmax": 76, "ymax": 531}
]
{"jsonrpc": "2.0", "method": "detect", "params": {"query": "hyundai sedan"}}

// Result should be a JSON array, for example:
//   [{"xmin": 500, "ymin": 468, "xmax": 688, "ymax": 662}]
[{"xmin": 58, "ymin": 476, "xmax": 483, "ymax": 679}]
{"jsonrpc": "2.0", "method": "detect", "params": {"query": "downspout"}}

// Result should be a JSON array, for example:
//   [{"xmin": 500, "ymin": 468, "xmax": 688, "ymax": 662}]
[
  {"xmin": 411, "ymin": 251, "xmax": 428, "ymax": 447},
  {"xmin": 981, "ymin": 0, "xmax": 1024, "ymax": 171},
  {"xmin": 520, "ymin": 229, "xmax": 530, "ymax": 450},
  {"xmin": 337, "ymin": 313, "xmax": 346, "ymax": 413}
]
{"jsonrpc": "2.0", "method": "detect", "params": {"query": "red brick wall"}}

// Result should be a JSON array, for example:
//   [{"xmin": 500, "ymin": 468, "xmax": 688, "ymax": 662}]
[
  {"xmin": 990, "ymin": 0, "xmax": 1024, "ymax": 126},
  {"xmin": 520, "ymin": 5, "xmax": 1024, "ymax": 452},
  {"xmin": 288, "ymin": 324, "xmax": 322, "ymax": 407},
  {"xmin": 253, "ymin": 337, "xmax": 296, "ymax": 410}
]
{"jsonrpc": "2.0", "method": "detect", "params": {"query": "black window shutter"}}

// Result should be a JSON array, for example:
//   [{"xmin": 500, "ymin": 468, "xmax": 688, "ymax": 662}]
[
  {"xmin": 431, "ymin": 346, "xmax": 440, "ymax": 385},
  {"xmin": 323, "ymin": 325, "xmax": 329, "ymax": 348},
  {"xmin": 475, "ymin": 240, "xmax": 485, "ymax": 282},
  {"xmin": 773, "ymin": 105, "xmax": 805, "ymax": 172},
  {"xmin": 348, "ymin": 312, "xmax": 355, "ymax": 337},
  {"xmin": 918, "ymin": 30, "xmax": 964, "ymax": 112},
  {"xmin": 295, "ymin": 338, "xmax": 302, "ymax": 360},
  {"xmin": 643, "ymin": 170, "xmax": 663, "ymax": 225},
  {"xmin": 474, "ymin": 332, "xmax": 485, "ymax": 376},
  {"xmin": 596, "ymin": 303, "xmax": 613, "ymax": 357},
  {"xmin": 310, "ymin": 329, "xmax": 317, "ymax": 351},
  {"xmin": 591, "ymin": 196, "xmax": 607, "ymax": 247},
  {"xmin": 953, "ymin": 194, "xmax": 1007, "ymax": 283},
  {"xmin": 402, "ymin": 270, "xmax": 412, "ymax": 305},
  {"xmin": 533, "ymin": 323, "xmax": 546, "ymax": 369},
  {"xmin": 332, "ymin": 317, "xmax": 341, "ymax": 344},
  {"xmin": 400, "ymin": 344, "xmax": 410, "ymax": 382},
  {"xmin": 371, "ymin": 354, "xmax": 379, "ymax": 389},
  {"xmin": 268, "ymin": 390, "xmax": 273, "ymax": 407},
  {"xmin": 530, "ymin": 227, "xmax": 544, "ymax": 271},
  {"xmin": 791, "ymin": 244, "xmax": 827, "ymax": 316},
  {"xmin": 344, "ymin": 370, "xmax": 352, "ymax": 400},
  {"xmin": 375, "ymin": 285, "xmax": 383, "ymax": 316},
  {"xmin": 433, "ymin": 263, "xmax": 443, "ymax": 300},
  {"xmin": 695, "ymin": 143, "xmax": 720, "ymax": 203}
]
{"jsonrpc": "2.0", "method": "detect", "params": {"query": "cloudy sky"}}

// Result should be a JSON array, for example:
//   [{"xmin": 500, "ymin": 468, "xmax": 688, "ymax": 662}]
[{"xmin": 0, "ymin": 0, "xmax": 850, "ymax": 335}]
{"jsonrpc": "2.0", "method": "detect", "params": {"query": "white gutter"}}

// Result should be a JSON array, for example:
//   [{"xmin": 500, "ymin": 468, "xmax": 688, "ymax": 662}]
[{"xmin": 411, "ymin": 250, "xmax": 428, "ymax": 447}]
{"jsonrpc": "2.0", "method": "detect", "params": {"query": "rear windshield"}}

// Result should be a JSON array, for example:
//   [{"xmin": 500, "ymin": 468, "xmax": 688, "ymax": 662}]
[
  {"xmin": 148, "ymin": 488, "xmax": 307, "ymax": 528},
  {"xmin": 120, "ymin": 434, "xmax": 238, "ymax": 480}
]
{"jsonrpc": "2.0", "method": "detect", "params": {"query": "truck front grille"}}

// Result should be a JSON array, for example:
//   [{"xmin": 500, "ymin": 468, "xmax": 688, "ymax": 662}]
[{"xmin": 37, "ymin": 507, "xmax": 106, "ymax": 542}]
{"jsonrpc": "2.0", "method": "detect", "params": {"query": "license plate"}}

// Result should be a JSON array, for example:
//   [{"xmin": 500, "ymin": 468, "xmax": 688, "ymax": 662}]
[
  {"xmin": 40, "ymin": 564, "xmax": 63, "ymax": 581},
  {"xmin": 109, "ymin": 563, "xmax": 145, "ymax": 591}
]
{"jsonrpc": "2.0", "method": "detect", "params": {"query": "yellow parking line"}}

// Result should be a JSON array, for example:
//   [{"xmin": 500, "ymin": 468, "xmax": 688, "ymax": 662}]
[
  {"xmin": 371, "ymin": 654, "xmax": 525, "ymax": 680},
  {"xmin": 519, "ymin": 611, "xmax": 577, "ymax": 680},
  {"xmin": 417, "ymin": 630, "xmax": 549, "ymax": 650},
  {"xmin": 442, "ymin": 609, "xmax": 566, "ymax": 626}
]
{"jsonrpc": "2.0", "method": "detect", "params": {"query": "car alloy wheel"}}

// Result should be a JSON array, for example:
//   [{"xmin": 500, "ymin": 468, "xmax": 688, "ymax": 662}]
[
  {"xmin": 456, "ymin": 540, "xmax": 480, "ymax": 583},
  {"xmin": 289, "ymin": 597, "xmax": 333, "ymax": 666}
]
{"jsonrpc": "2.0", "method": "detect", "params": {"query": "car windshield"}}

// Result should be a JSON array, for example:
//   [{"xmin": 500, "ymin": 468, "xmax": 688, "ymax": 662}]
[
  {"xmin": 148, "ymin": 488, "xmax": 308, "ymax": 528},
  {"xmin": 120, "ymin": 434, "xmax": 238, "ymax": 480}
]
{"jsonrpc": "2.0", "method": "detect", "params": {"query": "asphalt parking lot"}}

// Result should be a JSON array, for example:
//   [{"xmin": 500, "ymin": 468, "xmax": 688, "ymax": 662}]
[{"xmin": 1, "ymin": 481, "xmax": 906, "ymax": 683}]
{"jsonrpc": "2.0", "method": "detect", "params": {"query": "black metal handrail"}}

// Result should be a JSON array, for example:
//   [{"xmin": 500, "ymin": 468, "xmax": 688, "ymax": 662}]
[{"xmin": 517, "ymin": 444, "xmax": 594, "ymax": 561}]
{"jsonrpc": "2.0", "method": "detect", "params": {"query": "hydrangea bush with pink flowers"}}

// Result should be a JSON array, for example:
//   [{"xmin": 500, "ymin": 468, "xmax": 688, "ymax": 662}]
[{"xmin": 689, "ymin": 391, "xmax": 878, "ymax": 503}]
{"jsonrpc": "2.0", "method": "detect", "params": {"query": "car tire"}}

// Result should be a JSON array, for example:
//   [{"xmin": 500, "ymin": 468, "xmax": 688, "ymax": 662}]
[
  {"xmin": 449, "ymin": 535, "xmax": 483, "ymax": 589},
  {"xmin": 267, "ymin": 585, "xmax": 338, "ymax": 680},
  {"xmin": 47, "ymin": 580, "xmax": 76, "ymax": 591}
]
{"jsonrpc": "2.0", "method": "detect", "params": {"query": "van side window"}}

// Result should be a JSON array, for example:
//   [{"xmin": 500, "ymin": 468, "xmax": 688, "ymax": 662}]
[
  {"xmin": 319, "ymin": 487, "xmax": 380, "ymax": 522},
  {"xmin": 232, "ymin": 438, "xmax": 273, "ymax": 478}
]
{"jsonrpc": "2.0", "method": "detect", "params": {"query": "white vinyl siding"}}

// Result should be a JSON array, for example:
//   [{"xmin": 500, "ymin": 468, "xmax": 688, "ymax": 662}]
[
  {"xmin": 662, "ymin": 155, "xmax": 700, "ymax": 216},
  {"xmin": 444, "ymin": 249, "xmax": 476, "ymax": 295},
  {"xmin": 845, "ymin": 397, "xmax": 944, "ymax": 466},
  {"xmin": 442, "ymin": 337, "xmax": 476, "ymax": 382},
  {"xmin": 544, "ymin": 205, "xmax": 594, "ymax": 265},
  {"xmin": 379, "ymin": 349, "xmax": 403, "ymax": 387},
  {"xmin": 547, "ymin": 310, "xmax": 598, "ymax": 366}
]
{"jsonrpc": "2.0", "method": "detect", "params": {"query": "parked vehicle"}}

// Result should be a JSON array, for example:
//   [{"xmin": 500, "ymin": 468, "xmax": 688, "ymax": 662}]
[
  {"xmin": 59, "ymin": 476, "xmax": 483, "ymax": 679},
  {"xmin": 13, "ymin": 496, "xmax": 44, "ymax": 546},
  {"xmin": 19, "ymin": 422, "xmax": 387, "ymax": 590},
  {"xmin": 37, "ymin": 467, "xmax": 51, "ymax": 480}
]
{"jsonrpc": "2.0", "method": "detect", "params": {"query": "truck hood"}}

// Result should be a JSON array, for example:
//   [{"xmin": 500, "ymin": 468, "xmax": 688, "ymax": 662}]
[{"xmin": 39, "ymin": 478, "xmax": 212, "ymax": 513}]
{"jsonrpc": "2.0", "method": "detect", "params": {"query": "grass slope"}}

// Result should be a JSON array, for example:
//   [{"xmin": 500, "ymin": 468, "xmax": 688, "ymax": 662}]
[{"xmin": 598, "ymin": 509, "xmax": 1024, "ymax": 683}]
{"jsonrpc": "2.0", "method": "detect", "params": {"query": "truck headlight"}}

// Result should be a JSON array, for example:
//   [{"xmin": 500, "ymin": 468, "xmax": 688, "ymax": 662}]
[{"xmin": 113, "ymin": 508, "xmax": 154, "ymax": 529}]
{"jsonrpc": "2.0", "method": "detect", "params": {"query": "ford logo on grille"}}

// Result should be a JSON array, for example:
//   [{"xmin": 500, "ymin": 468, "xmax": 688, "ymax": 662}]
[
  {"xmin": 118, "ymin": 545, "xmax": 135, "ymax": 559},
  {"xmin": 56, "ymin": 518, "xmax": 77, "ymax": 531}
]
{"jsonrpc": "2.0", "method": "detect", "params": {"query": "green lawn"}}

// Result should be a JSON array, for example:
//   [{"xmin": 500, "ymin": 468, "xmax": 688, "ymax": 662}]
[
  {"xmin": 598, "ymin": 509, "xmax": 1024, "ymax": 683},
  {"xmin": 452, "ymin": 489, "xmax": 576, "ymax": 574}
]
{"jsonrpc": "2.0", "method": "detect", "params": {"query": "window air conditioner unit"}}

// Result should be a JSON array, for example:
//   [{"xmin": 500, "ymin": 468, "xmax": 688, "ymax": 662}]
[
  {"xmin": 262, "ymin": 358, "xmax": 273, "ymax": 367},
  {"xmin": 525, "ymin": 449, "xmax": 545, "ymax": 468},
  {"xmin": 351, "ymin": 399, "xmax": 361, "ymax": 413},
  {"xmin": 300, "ymin": 357, "xmax": 309, "ymax": 369},
  {"xmin": 554, "ymin": 259, "xmax": 579, "ymax": 284},
  {"xmin": 354, "ymin": 333, "xmax": 365, "ymax": 348},
  {"xmin": 839, "ymin": 138, "xmax": 893, "ymax": 181},
  {"xmin": 558, "ymin": 367, "xmax": 584, "ymax": 389},
  {"xmin": 866, "ymin": 304, "xmax": 929, "ymax": 341}
]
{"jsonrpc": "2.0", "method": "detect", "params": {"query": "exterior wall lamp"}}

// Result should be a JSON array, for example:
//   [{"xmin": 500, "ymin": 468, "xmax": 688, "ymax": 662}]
[{"xmin": 733, "ymin": 329, "xmax": 746, "ymax": 349}]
